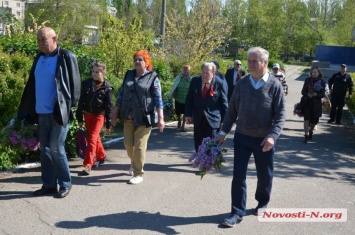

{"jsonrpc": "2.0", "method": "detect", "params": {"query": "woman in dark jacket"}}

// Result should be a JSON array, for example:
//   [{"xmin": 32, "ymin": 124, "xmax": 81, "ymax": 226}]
[
  {"xmin": 301, "ymin": 66, "xmax": 326, "ymax": 143},
  {"xmin": 76, "ymin": 61, "xmax": 113, "ymax": 175}
]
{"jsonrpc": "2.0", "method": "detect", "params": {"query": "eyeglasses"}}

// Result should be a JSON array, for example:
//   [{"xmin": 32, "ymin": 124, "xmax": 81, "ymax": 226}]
[{"xmin": 134, "ymin": 58, "xmax": 144, "ymax": 62}]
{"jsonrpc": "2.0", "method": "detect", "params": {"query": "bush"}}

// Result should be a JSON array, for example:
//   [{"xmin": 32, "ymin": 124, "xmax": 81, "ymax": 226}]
[
  {"xmin": 0, "ymin": 119, "xmax": 40, "ymax": 170},
  {"xmin": 152, "ymin": 59, "xmax": 174, "ymax": 100},
  {"xmin": 0, "ymin": 52, "xmax": 30, "ymax": 129}
]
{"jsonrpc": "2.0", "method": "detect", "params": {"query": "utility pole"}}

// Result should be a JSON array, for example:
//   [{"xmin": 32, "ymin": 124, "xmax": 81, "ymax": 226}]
[{"xmin": 160, "ymin": 0, "xmax": 166, "ymax": 48}]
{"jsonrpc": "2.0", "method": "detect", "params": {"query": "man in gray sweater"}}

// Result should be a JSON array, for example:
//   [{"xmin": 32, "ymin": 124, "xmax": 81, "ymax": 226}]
[{"xmin": 217, "ymin": 47, "xmax": 286, "ymax": 227}]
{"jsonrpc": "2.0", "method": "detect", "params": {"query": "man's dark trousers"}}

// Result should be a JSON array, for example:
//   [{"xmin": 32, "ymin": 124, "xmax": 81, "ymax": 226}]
[
  {"xmin": 330, "ymin": 95, "xmax": 346, "ymax": 122},
  {"xmin": 193, "ymin": 115, "xmax": 215, "ymax": 152},
  {"xmin": 231, "ymin": 132, "xmax": 274, "ymax": 216}
]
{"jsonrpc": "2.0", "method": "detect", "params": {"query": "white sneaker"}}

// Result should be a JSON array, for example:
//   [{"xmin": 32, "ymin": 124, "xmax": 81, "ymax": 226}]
[
  {"xmin": 128, "ymin": 176, "xmax": 143, "ymax": 184},
  {"xmin": 128, "ymin": 166, "xmax": 133, "ymax": 176}
]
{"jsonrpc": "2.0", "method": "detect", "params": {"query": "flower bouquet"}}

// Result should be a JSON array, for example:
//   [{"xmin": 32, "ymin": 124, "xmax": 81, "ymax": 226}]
[
  {"xmin": 189, "ymin": 132, "xmax": 227, "ymax": 179},
  {"xmin": 308, "ymin": 80, "xmax": 323, "ymax": 95}
]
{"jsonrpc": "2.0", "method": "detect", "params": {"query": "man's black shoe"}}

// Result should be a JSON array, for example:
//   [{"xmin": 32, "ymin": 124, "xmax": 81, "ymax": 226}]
[
  {"xmin": 327, "ymin": 119, "xmax": 335, "ymax": 123},
  {"xmin": 336, "ymin": 121, "xmax": 341, "ymax": 125},
  {"xmin": 222, "ymin": 214, "xmax": 243, "ymax": 227},
  {"xmin": 54, "ymin": 185, "xmax": 72, "ymax": 198},
  {"xmin": 33, "ymin": 186, "xmax": 58, "ymax": 196}
]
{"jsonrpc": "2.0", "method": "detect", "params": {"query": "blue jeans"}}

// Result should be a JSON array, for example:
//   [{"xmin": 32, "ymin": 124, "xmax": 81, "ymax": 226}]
[
  {"xmin": 38, "ymin": 114, "xmax": 71, "ymax": 188},
  {"xmin": 231, "ymin": 132, "xmax": 274, "ymax": 216}
]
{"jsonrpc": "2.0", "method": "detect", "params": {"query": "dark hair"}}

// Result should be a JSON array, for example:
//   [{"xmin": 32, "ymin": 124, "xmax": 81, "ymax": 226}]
[
  {"xmin": 310, "ymin": 66, "xmax": 323, "ymax": 79},
  {"xmin": 93, "ymin": 61, "xmax": 106, "ymax": 73}
]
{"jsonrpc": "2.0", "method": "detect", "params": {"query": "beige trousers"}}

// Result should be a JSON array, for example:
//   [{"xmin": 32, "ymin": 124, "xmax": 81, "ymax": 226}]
[{"xmin": 123, "ymin": 117, "xmax": 152, "ymax": 176}]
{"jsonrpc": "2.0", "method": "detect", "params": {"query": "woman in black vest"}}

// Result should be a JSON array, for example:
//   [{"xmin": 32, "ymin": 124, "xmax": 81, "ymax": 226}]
[{"xmin": 111, "ymin": 50, "xmax": 165, "ymax": 184}]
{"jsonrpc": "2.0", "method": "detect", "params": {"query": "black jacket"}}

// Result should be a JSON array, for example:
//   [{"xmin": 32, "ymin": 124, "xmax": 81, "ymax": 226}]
[
  {"xmin": 328, "ymin": 72, "xmax": 354, "ymax": 97},
  {"xmin": 75, "ymin": 78, "xmax": 113, "ymax": 129},
  {"xmin": 17, "ymin": 46, "xmax": 81, "ymax": 126},
  {"xmin": 225, "ymin": 68, "xmax": 246, "ymax": 101}
]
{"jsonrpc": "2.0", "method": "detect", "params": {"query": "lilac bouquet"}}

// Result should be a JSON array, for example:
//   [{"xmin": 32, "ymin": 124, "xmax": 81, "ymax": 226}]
[
  {"xmin": 309, "ymin": 80, "xmax": 323, "ymax": 94},
  {"xmin": 189, "ymin": 133, "xmax": 227, "ymax": 179}
]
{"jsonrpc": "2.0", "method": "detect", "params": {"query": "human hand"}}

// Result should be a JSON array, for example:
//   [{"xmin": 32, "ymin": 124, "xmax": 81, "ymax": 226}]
[
  {"xmin": 105, "ymin": 128, "xmax": 110, "ymax": 134},
  {"xmin": 261, "ymin": 136, "xmax": 274, "ymax": 152},
  {"xmin": 216, "ymin": 134, "xmax": 226, "ymax": 145},
  {"xmin": 78, "ymin": 122, "xmax": 83, "ymax": 129},
  {"xmin": 185, "ymin": 116, "xmax": 192, "ymax": 124},
  {"xmin": 158, "ymin": 118, "xmax": 165, "ymax": 133},
  {"xmin": 111, "ymin": 106, "xmax": 119, "ymax": 126}
]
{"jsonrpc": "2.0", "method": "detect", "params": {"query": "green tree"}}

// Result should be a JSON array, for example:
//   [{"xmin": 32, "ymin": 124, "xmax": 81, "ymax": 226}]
[
  {"xmin": 332, "ymin": 0, "xmax": 355, "ymax": 46},
  {"xmin": 25, "ymin": 0, "xmax": 108, "ymax": 43},
  {"xmin": 98, "ymin": 14, "xmax": 155, "ymax": 79},
  {"xmin": 164, "ymin": 0, "xmax": 231, "ymax": 69}
]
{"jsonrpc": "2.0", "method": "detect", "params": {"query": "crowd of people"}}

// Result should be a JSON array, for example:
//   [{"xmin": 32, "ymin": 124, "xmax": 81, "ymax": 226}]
[{"xmin": 16, "ymin": 27, "xmax": 353, "ymax": 229}]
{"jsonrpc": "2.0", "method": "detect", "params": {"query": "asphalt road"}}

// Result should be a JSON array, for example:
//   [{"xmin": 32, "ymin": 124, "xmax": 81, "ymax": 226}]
[{"xmin": 1, "ymin": 65, "xmax": 354, "ymax": 235}]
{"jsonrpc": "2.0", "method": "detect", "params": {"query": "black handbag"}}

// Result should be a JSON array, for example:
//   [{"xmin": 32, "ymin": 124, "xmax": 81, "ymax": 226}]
[{"xmin": 143, "ymin": 111, "xmax": 158, "ymax": 127}]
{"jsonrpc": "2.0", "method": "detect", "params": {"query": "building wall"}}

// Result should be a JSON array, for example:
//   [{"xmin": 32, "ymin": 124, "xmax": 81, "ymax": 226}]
[
  {"xmin": 1, "ymin": 0, "xmax": 25, "ymax": 19},
  {"xmin": 316, "ymin": 45, "xmax": 355, "ymax": 66}
]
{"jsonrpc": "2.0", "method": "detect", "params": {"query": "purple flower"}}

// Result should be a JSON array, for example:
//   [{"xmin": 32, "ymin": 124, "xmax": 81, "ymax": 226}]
[
  {"xmin": 27, "ymin": 137, "xmax": 40, "ymax": 151},
  {"xmin": 20, "ymin": 138, "xmax": 28, "ymax": 149},
  {"xmin": 313, "ymin": 80, "xmax": 323, "ymax": 91},
  {"xmin": 8, "ymin": 131, "xmax": 20, "ymax": 145},
  {"xmin": 189, "ymin": 135, "xmax": 226, "ymax": 179}
]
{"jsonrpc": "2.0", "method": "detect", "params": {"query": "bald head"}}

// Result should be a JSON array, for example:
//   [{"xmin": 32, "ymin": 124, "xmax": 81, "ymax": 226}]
[{"xmin": 37, "ymin": 27, "xmax": 58, "ymax": 55}]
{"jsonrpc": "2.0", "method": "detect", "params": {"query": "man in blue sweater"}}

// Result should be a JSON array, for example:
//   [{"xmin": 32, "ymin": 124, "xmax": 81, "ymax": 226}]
[{"xmin": 217, "ymin": 47, "xmax": 286, "ymax": 227}]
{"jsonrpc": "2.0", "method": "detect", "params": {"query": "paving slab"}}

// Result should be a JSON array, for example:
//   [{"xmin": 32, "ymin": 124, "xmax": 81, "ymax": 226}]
[{"xmin": 1, "ymin": 65, "xmax": 354, "ymax": 235}]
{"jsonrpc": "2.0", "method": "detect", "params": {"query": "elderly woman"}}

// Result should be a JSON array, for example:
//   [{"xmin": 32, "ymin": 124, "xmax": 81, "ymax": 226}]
[
  {"xmin": 112, "ymin": 50, "xmax": 165, "ymax": 184},
  {"xmin": 301, "ymin": 66, "xmax": 326, "ymax": 143}
]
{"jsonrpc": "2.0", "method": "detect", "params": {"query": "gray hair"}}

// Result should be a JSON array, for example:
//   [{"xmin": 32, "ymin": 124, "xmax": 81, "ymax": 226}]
[
  {"xmin": 234, "ymin": 60, "xmax": 242, "ymax": 65},
  {"xmin": 247, "ymin": 47, "xmax": 269, "ymax": 62},
  {"xmin": 201, "ymin": 62, "xmax": 216, "ymax": 73}
]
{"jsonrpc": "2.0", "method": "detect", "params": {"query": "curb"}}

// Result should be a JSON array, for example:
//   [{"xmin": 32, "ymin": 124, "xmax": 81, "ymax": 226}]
[{"xmin": 3, "ymin": 121, "xmax": 178, "ymax": 173}]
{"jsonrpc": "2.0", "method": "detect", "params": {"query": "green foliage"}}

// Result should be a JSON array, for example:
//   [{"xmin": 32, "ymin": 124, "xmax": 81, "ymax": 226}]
[
  {"xmin": 165, "ymin": 0, "xmax": 231, "ymax": 69},
  {"xmin": 152, "ymin": 59, "xmax": 174, "ymax": 100},
  {"xmin": 25, "ymin": 1, "xmax": 108, "ymax": 43},
  {"xmin": 0, "ymin": 34, "xmax": 38, "ymax": 57},
  {"xmin": 0, "ymin": 146, "xmax": 18, "ymax": 171},
  {"xmin": 0, "ymin": 119, "xmax": 40, "ymax": 170},
  {"xmin": 98, "ymin": 15, "xmax": 155, "ymax": 79},
  {"xmin": 346, "ymin": 72, "xmax": 355, "ymax": 115},
  {"xmin": 66, "ymin": 113, "xmax": 80, "ymax": 159},
  {"xmin": 0, "ymin": 52, "xmax": 31, "ymax": 129}
]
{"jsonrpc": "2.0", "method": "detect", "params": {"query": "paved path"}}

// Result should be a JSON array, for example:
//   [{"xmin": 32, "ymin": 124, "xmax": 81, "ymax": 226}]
[{"xmin": 1, "ymin": 65, "xmax": 355, "ymax": 235}]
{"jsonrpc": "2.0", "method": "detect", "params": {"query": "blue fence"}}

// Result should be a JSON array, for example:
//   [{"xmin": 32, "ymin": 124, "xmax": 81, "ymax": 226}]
[{"xmin": 315, "ymin": 45, "xmax": 355, "ymax": 66}]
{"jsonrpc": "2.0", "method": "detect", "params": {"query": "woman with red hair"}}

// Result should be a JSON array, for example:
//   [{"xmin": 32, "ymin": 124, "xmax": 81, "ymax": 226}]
[{"xmin": 112, "ymin": 50, "xmax": 165, "ymax": 184}]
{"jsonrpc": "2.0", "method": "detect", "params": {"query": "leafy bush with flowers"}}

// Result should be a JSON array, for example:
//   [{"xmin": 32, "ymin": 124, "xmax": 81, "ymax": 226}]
[
  {"xmin": 189, "ymin": 132, "xmax": 227, "ymax": 179},
  {"xmin": 0, "ymin": 118, "xmax": 40, "ymax": 170}
]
